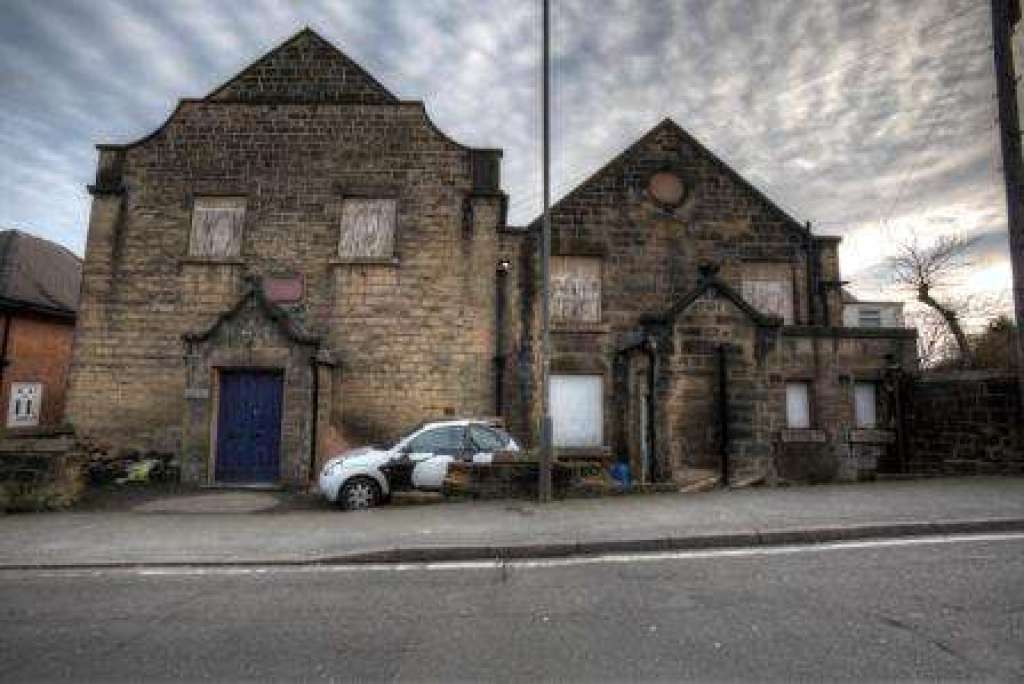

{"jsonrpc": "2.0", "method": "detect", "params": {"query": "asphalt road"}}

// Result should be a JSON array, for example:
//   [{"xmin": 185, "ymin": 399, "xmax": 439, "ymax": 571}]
[{"xmin": 2, "ymin": 534, "xmax": 1022, "ymax": 682}]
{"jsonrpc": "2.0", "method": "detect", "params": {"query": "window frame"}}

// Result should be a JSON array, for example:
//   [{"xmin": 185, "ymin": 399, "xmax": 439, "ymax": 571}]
[
  {"xmin": 336, "ymin": 197, "xmax": 398, "ymax": 262},
  {"xmin": 785, "ymin": 381, "xmax": 812, "ymax": 429},
  {"xmin": 853, "ymin": 381, "xmax": 879, "ymax": 429},
  {"xmin": 741, "ymin": 278, "xmax": 794, "ymax": 324},
  {"xmin": 550, "ymin": 373, "xmax": 605, "ymax": 448},
  {"xmin": 550, "ymin": 256, "xmax": 603, "ymax": 325},
  {"xmin": 188, "ymin": 196, "xmax": 246, "ymax": 259}
]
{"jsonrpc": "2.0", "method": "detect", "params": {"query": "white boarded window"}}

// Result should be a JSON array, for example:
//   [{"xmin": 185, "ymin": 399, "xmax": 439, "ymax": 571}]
[
  {"xmin": 742, "ymin": 280, "xmax": 793, "ymax": 324},
  {"xmin": 552, "ymin": 256, "xmax": 601, "ymax": 323},
  {"xmin": 785, "ymin": 382, "xmax": 811, "ymax": 429},
  {"xmin": 854, "ymin": 382, "xmax": 878, "ymax": 428},
  {"xmin": 8, "ymin": 382, "xmax": 42, "ymax": 427},
  {"xmin": 338, "ymin": 198, "xmax": 396, "ymax": 260},
  {"xmin": 190, "ymin": 197, "xmax": 245, "ymax": 257},
  {"xmin": 550, "ymin": 374, "xmax": 603, "ymax": 447}
]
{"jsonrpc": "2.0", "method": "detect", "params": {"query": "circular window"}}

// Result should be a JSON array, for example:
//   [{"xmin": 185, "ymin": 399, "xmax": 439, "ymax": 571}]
[{"xmin": 648, "ymin": 172, "xmax": 685, "ymax": 207}]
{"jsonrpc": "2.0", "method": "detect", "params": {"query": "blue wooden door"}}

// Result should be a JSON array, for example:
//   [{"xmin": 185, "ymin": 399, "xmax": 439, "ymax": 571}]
[{"xmin": 215, "ymin": 370, "xmax": 283, "ymax": 483}]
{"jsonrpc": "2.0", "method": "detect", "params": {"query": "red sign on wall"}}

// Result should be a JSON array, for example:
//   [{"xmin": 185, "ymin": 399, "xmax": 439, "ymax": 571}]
[{"xmin": 264, "ymin": 276, "xmax": 303, "ymax": 304}]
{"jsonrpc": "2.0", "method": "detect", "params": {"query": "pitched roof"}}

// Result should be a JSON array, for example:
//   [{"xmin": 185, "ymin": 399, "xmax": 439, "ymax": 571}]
[
  {"xmin": 0, "ymin": 230, "xmax": 81, "ymax": 316},
  {"xmin": 527, "ymin": 118, "xmax": 812, "ymax": 237},
  {"xmin": 206, "ymin": 27, "xmax": 398, "ymax": 104}
]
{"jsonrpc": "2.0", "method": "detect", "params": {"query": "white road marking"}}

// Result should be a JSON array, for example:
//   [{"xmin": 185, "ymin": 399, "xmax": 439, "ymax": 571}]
[{"xmin": 7, "ymin": 532, "xmax": 1024, "ymax": 579}]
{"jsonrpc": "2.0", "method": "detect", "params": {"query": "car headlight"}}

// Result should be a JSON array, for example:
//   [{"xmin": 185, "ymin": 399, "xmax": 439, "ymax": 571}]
[{"xmin": 322, "ymin": 460, "xmax": 344, "ymax": 476}]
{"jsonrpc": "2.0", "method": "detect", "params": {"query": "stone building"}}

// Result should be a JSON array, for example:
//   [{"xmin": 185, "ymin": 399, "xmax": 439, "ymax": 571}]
[
  {"xmin": 512, "ymin": 120, "xmax": 917, "ymax": 484},
  {"xmin": 67, "ymin": 29, "xmax": 512, "ymax": 485},
  {"xmin": 66, "ymin": 29, "xmax": 915, "ymax": 487}
]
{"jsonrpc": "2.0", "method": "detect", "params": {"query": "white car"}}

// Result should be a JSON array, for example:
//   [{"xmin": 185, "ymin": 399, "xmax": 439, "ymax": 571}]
[{"xmin": 319, "ymin": 419, "xmax": 520, "ymax": 510}]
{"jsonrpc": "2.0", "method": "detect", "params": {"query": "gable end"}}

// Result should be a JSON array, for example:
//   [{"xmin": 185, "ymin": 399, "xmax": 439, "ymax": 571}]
[
  {"xmin": 206, "ymin": 28, "xmax": 398, "ymax": 104},
  {"xmin": 528, "ymin": 118, "xmax": 812, "ymax": 239}
]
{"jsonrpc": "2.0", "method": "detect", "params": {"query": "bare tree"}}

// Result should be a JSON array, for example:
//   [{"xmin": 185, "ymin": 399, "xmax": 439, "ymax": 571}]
[
  {"xmin": 890, "ymin": 234, "xmax": 978, "ymax": 366},
  {"xmin": 904, "ymin": 306, "xmax": 956, "ymax": 369}
]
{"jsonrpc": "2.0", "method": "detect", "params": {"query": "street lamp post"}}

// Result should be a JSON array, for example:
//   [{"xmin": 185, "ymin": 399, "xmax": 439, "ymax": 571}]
[{"xmin": 539, "ymin": 0, "xmax": 553, "ymax": 503}]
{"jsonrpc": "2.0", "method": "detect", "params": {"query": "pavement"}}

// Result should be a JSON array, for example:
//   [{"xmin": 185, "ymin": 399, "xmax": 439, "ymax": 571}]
[{"xmin": 2, "ymin": 476, "xmax": 1023, "ymax": 568}]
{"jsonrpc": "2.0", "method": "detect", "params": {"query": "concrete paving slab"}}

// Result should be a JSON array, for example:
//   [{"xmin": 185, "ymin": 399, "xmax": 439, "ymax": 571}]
[
  {"xmin": 131, "ymin": 491, "xmax": 282, "ymax": 514},
  {"xmin": 1, "ymin": 477, "xmax": 1023, "ymax": 568}
]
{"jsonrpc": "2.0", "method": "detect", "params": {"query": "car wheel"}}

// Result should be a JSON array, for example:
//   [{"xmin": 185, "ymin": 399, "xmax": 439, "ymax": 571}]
[{"xmin": 339, "ymin": 477, "xmax": 381, "ymax": 511}]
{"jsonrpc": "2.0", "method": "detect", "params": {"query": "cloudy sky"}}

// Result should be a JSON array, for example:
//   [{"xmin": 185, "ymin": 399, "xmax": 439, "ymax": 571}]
[{"xmin": 0, "ymin": 0, "xmax": 1012, "ymax": 315}]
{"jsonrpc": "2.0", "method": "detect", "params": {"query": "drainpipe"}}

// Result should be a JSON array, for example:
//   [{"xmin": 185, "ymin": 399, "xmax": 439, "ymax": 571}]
[
  {"xmin": 309, "ymin": 355, "xmax": 319, "ymax": 484},
  {"xmin": 887, "ymin": 355, "xmax": 908, "ymax": 474},
  {"xmin": 644, "ymin": 336, "xmax": 658, "ymax": 483},
  {"xmin": 0, "ymin": 314, "xmax": 10, "ymax": 406},
  {"xmin": 495, "ymin": 261, "xmax": 509, "ymax": 416},
  {"xmin": 804, "ymin": 222, "xmax": 818, "ymax": 326},
  {"xmin": 718, "ymin": 343, "xmax": 730, "ymax": 487}
]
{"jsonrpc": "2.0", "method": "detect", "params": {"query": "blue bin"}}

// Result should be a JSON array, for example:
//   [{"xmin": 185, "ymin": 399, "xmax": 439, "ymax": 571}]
[{"xmin": 609, "ymin": 461, "xmax": 631, "ymax": 489}]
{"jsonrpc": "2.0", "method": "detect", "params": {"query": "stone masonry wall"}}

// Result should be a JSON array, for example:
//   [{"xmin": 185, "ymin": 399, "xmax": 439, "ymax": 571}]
[
  {"xmin": 514, "ymin": 119, "xmax": 915, "ymax": 484},
  {"xmin": 905, "ymin": 372, "xmax": 1024, "ymax": 475},
  {"xmin": 66, "ymin": 31, "xmax": 513, "ymax": 485}
]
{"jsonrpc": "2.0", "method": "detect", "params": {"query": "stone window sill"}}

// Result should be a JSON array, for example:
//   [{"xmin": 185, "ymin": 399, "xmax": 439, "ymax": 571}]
[
  {"xmin": 779, "ymin": 428, "xmax": 827, "ymax": 443},
  {"xmin": 552, "ymin": 321, "xmax": 610, "ymax": 334},
  {"xmin": 848, "ymin": 428, "xmax": 895, "ymax": 444},
  {"xmin": 329, "ymin": 257, "xmax": 400, "ymax": 267},
  {"xmin": 179, "ymin": 257, "xmax": 245, "ymax": 266},
  {"xmin": 554, "ymin": 446, "xmax": 612, "ymax": 459}
]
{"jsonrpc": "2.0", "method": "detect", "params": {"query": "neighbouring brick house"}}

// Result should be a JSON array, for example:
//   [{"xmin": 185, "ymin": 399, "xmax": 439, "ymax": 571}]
[
  {"xmin": 0, "ymin": 230, "xmax": 81, "ymax": 431},
  {"xmin": 66, "ymin": 28, "xmax": 915, "ymax": 488}
]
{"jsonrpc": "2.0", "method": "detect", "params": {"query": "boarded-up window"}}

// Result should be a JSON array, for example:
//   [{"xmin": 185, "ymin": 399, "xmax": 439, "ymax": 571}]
[
  {"xmin": 785, "ymin": 382, "xmax": 811, "ymax": 429},
  {"xmin": 190, "ymin": 197, "xmax": 245, "ymax": 257},
  {"xmin": 552, "ymin": 257, "xmax": 601, "ymax": 323},
  {"xmin": 854, "ymin": 382, "xmax": 878, "ymax": 428},
  {"xmin": 550, "ymin": 374, "xmax": 603, "ymax": 447},
  {"xmin": 338, "ymin": 199, "xmax": 396, "ymax": 260},
  {"xmin": 742, "ymin": 280, "xmax": 793, "ymax": 324}
]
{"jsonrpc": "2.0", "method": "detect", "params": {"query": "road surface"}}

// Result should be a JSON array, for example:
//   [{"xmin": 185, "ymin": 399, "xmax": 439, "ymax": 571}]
[{"xmin": 2, "ymin": 534, "xmax": 1022, "ymax": 681}]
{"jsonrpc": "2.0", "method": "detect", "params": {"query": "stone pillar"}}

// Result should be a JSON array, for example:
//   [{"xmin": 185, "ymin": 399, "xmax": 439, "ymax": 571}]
[
  {"xmin": 65, "ymin": 148, "xmax": 125, "ymax": 431},
  {"xmin": 313, "ymin": 352, "xmax": 337, "ymax": 475},
  {"xmin": 180, "ymin": 343, "xmax": 212, "ymax": 483}
]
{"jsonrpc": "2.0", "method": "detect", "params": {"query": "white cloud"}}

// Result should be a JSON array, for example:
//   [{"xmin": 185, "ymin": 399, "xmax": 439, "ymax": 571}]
[{"xmin": 0, "ymin": 0, "xmax": 1011, "ymax": 312}]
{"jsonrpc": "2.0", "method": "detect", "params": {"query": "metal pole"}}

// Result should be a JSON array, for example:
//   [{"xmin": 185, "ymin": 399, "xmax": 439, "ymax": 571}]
[
  {"xmin": 718, "ymin": 344, "xmax": 729, "ymax": 487},
  {"xmin": 991, "ymin": 0, "xmax": 1024, "ymax": 402},
  {"xmin": 539, "ymin": 0, "xmax": 554, "ymax": 502}
]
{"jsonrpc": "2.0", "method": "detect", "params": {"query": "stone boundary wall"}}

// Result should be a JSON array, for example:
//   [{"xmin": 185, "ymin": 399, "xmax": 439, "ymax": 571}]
[
  {"xmin": 905, "ymin": 371, "xmax": 1023, "ymax": 475},
  {"xmin": 0, "ymin": 429, "xmax": 84, "ymax": 511}
]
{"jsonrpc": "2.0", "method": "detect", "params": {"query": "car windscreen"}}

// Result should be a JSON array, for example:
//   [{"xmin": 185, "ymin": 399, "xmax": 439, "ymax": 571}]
[
  {"xmin": 390, "ymin": 422, "xmax": 429, "ymax": 449},
  {"xmin": 469, "ymin": 424, "xmax": 510, "ymax": 451}
]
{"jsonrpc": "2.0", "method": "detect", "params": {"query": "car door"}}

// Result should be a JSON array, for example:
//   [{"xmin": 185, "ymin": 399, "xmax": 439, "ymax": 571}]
[{"xmin": 405, "ymin": 425, "xmax": 467, "ymax": 489}]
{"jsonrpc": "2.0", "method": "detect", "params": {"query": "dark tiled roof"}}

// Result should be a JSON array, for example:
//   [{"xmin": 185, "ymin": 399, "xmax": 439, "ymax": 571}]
[{"xmin": 0, "ymin": 230, "xmax": 82, "ymax": 316}]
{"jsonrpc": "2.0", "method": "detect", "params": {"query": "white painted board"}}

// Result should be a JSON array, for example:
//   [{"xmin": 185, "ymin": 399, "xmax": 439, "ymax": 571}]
[
  {"xmin": 785, "ymin": 382, "xmax": 810, "ymax": 429},
  {"xmin": 550, "ymin": 374, "xmax": 603, "ymax": 447},
  {"xmin": 854, "ymin": 382, "xmax": 877, "ymax": 428}
]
